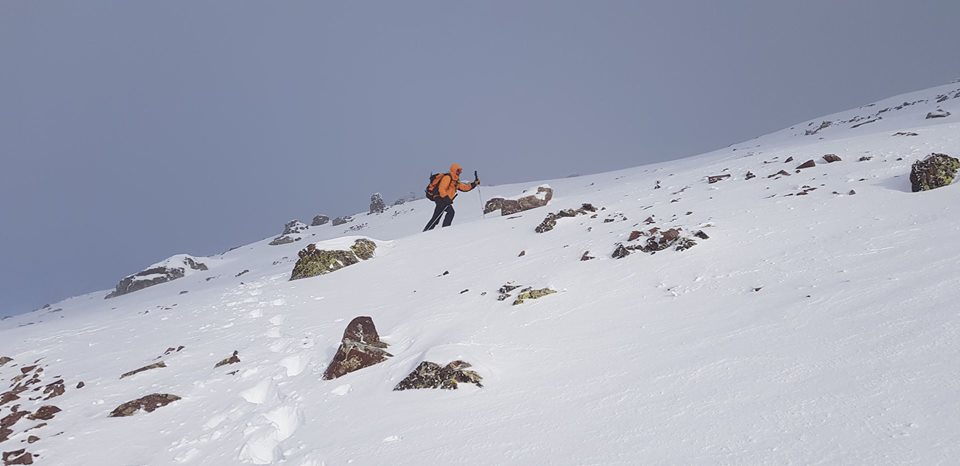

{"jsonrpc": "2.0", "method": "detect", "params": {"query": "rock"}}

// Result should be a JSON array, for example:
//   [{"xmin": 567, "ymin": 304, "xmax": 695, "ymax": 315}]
[
  {"xmin": 25, "ymin": 437, "xmax": 38, "ymax": 445},
  {"xmin": 0, "ymin": 357, "xmax": 10, "ymax": 367},
  {"xmin": 534, "ymin": 204, "xmax": 596, "ymax": 233},
  {"xmin": 823, "ymin": 154, "xmax": 842, "ymax": 163},
  {"xmin": 858, "ymin": 156, "xmax": 873, "ymax": 162},
  {"xmin": 893, "ymin": 132, "xmax": 919, "ymax": 137},
  {"xmin": 105, "ymin": 255, "xmax": 207, "ymax": 299},
  {"xmin": 926, "ymin": 109, "xmax": 951, "ymax": 119},
  {"xmin": 497, "ymin": 284, "xmax": 522, "ymax": 301},
  {"xmin": 580, "ymin": 251, "xmax": 594, "ymax": 261},
  {"xmin": 2, "ymin": 449, "xmax": 33, "ymax": 465},
  {"xmin": 628, "ymin": 231, "xmax": 643, "ymax": 242},
  {"xmin": 784, "ymin": 156, "xmax": 794, "ymax": 163},
  {"xmin": 394, "ymin": 360, "xmax": 483, "ymax": 391},
  {"xmin": 26, "ymin": 406, "xmax": 59, "ymax": 421},
  {"xmin": 805, "ymin": 120, "xmax": 832, "ymax": 136},
  {"xmin": 369, "ymin": 193, "xmax": 386, "ymax": 214},
  {"xmin": 694, "ymin": 230, "xmax": 710, "ymax": 240},
  {"xmin": 796, "ymin": 160, "xmax": 816, "ymax": 169},
  {"xmin": 349, "ymin": 239, "xmax": 377, "ymax": 260},
  {"xmin": 108, "ymin": 394, "xmax": 180, "ymax": 417},
  {"xmin": 1, "ymin": 410, "xmax": 30, "ymax": 442},
  {"xmin": 42, "ymin": 380, "xmax": 64, "ymax": 401},
  {"xmin": 707, "ymin": 174, "xmax": 731, "ymax": 184},
  {"xmin": 311, "ymin": 215, "xmax": 330, "ymax": 226},
  {"xmin": 513, "ymin": 288, "xmax": 556, "ymax": 305},
  {"xmin": 332, "ymin": 216, "xmax": 354, "ymax": 226},
  {"xmin": 745, "ymin": 171, "xmax": 755, "ymax": 180},
  {"xmin": 483, "ymin": 198, "xmax": 504, "ymax": 214},
  {"xmin": 768, "ymin": 170, "xmax": 791, "ymax": 178},
  {"xmin": 487, "ymin": 186, "xmax": 554, "ymax": 216},
  {"xmin": 849, "ymin": 190, "xmax": 857, "ymax": 195},
  {"xmin": 290, "ymin": 239, "xmax": 376, "ymax": 281},
  {"xmin": 120, "ymin": 362, "xmax": 166, "ymax": 380},
  {"xmin": 214, "ymin": 351, "xmax": 240, "ymax": 368},
  {"xmin": 269, "ymin": 220, "xmax": 308, "ymax": 246},
  {"xmin": 675, "ymin": 238, "xmax": 697, "ymax": 251},
  {"xmin": 518, "ymin": 250, "xmax": 525, "ymax": 257},
  {"xmin": 76, "ymin": 382, "xmax": 85, "ymax": 389},
  {"xmin": 322, "ymin": 317, "xmax": 392, "ymax": 380},
  {"xmin": 910, "ymin": 153, "xmax": 960, "ymax": 192},
  {"xmin": 612, "ymin": 244, "xmax": 631, "ymax": 259}
]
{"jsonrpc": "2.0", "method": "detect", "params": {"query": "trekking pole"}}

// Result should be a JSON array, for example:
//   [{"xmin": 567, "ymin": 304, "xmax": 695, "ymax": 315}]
[{"xmin": 475, "ymin": 170, "xmax": 484, "ymax": 218}]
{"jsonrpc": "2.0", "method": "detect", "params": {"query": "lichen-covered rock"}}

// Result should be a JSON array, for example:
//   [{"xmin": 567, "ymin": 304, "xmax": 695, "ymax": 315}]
[
  {"xmin": 214, "ymin": 351, "xmax": 240, "ymax": 368},
  {"xmin": 394, "ymin": 360, "xmax": 483, "ymax": 391},
  {"xmin": 369, "ymin": 193, "xmax": 386, "ymax": 214},
  {"xmin": 910, "ymin": 153, "xmax": 960, "ymax": 192},
  {"xmin": 120, "ymin": 361, "xmax": 166, "ymax": 380},
  {"xmin": 512, "ymin": 288, "xmax": 556, "ymax": 305},
  {"xmin": 322, "ymin": 317, "xmax": 392, "ymax": 380},
  {"xmin": 108, "ymin": 394, "xmax": 180, "ymax": 417},
  {"xmin": 290, "ymin": 239, "xmax": 376, "ymax": 281},
  {"xmin": 106, "ymin": 255, "xmax": 207, "ymax": 299},
  {"xmin": 497, "ymin": 283, "xmax": 522, "ymax": 301},
  {"xmin": 332, "ymin": 216, "xmax": 354, "ymax": 226},
  {"xmin": 311, "ymin": 215, "xmax": 330, "ymax": 226},
  {"xmin": 350, "ymin": 239, "xmax": 377, "ymax": 260}
]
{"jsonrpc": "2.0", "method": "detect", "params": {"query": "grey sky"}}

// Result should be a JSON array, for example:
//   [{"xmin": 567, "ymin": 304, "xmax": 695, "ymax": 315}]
[{"xmin": 1, "ymin": 1, "xmax": 958, "ymax": 316}]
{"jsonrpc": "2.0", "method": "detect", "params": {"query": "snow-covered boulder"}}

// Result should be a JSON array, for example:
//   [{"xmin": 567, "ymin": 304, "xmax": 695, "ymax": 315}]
[
  {"xmin": 322, "ymin": 316, "xmax": 392, "ymax": 380},
  {"xmin": 926, "ymin": 109, "xmax": 951, "ymax": 119},
  {"xmin": 105, "ymin": 255, "xmax": 207, "ymax": 299},
  {"xmin": 910, "ymin": 153, "xmax": 960, "ymax": 192},
  {"xmin": 269, "ymin": 220, "xmax": 308, "ymax": 246}
]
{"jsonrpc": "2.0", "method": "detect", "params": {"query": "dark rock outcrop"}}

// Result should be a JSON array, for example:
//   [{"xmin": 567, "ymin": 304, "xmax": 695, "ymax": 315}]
[
  {"xmin": 2, "ymin": 449, "xmax": 34, "ymax": 465},
  {"xmin": 311, "ymin": 215, "xmax": 330, "ymax": 226},
  {"xmin": 394, "ymin": 360, "xmax": 483, "ymax": 391},
  {"xmin": 269, "ymin": 220, "xmax": 308, "ymax": 246},
  {"xmin": 485, "ymin": 186, "xmax": 554, "ymax": 216},
  {"xmin": 120, "ymin": 362, "xmax": 166, "ymax": 380},
  {"xmin": 707, "ymin": 174, "xmax": 731, "ymax": 184},
  {"xmin": 823, "ymin": 154, "xmax": 842, "ymax": 163},
  {"xmin": 108, "ymin": 394, "xmax": 180, "ymax": 417},
  {"xmin": 796, "ymin": 160, "xmax": 816, "ymax": 169},
  {"xmin": 332, "ymin": 216, "xmax": 353, "ymax": 226},
  {"xmin": 322, "ymin": 317, "xmax": 392, "ymax": 380},
  {"xmin": 105, "ymin": 256, "xmax": 207, "ymax": 299},
  {"xmin": 41, "ymin": 380, "xmax": 64, "ymax": 401},
  {"xmin": 369, "ymin": 193, "xmax": 386, "ymax": 214},
  {"xmin": 214, "ymin": 351, "xmax": 240, "ymax": 368},
  {"xmin": 926, "ymin": 109, "xmax": 951, "ymax": 119},
  {"xmin": 290, "ymin": 239, "xmax": 376, "ymax": 281},
  {"xmin": 0, "ymin": 358, "xmax": 10, "ymax": 367},
  {"xmin": 910, "ymin": 153, "xmax": 960, "ymax": 192},
  {"xmin": 535, "ymin": 203, "xmax": 597, "ymax": 233},
  {"xmin": 26, "ymin": 406, "xmax": 59, "ymax": 421}
]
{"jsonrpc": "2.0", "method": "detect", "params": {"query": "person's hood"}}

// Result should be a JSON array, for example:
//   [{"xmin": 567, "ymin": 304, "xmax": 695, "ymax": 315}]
[{"xmin": 450, "ymin": 163, "xmax": 462, "ymax": 180}]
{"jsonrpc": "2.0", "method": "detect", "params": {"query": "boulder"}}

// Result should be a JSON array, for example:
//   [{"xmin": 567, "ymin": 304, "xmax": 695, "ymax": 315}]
[
  {"xmin": 42, "ymin": 380, "xmax": 65, "ymax": 401},
  {"xmin": 106, "ymin": 255, "xmax": 207, "ymax": 299},
  {"xmin": 108, "ymin": 394, "xmax": 180, "ymax": 417},
  {"xmin": 2, "ymin": 449, "xmax": 34, "ymax": 465},
  {"xmin": 120, "ymin": 361, "xmax": 166, "ymax": 380},
  {"xmin": 910, "ymin": 153, "xmax": 960, "ymax": 192},
  {"xmin": 926, "ymin": 109, "xmax": 951, "ymax": 119},
  {"xmin": 369, "ymin": 193, "xmax": 386, "ymax": 214},
  {"xmin": 332, "ymin": 216, "xmax": 354, "ymax": 226},
  {"xmin": 512, "ymin": 288, "xmax": 556, "ymax": 305},
  {"xmin": 612, "ymin": 244, "xmax": 631, "ymax": 259},
  {"xmin": 394, "ymin": 360, "xmax": 483, "ymax": 391},
  {"xmin": 290, "ymin": 239, "xmax": 376, "ymax": 281},
  {"xmin": 483, "ymin": 198, "xmax": 504, "ymax": 214},
  {"xmin": 0, "ymin": 357, "xmax": 11, "ymax": 367},
  {"xmin": 486, "ymin": 186, "xmax": 554, "ymax": 216},
  {"xmin": 269, "ymin": 220, "xmax": 308, "ymax": 246},
  {"xmin": 796, "ymin": 160, "xmax": 816, "ymax": 169},
  {"xmin": 823, "ymin": 154, "xmax": 842, "ymax": 163},
  {"xmin": 534, "ymin": 204, "xmax": 596, "ymax": 233},
  {"xmin": 311, "ymin": 215, "xmax": 330, "ymax": 226},
  {"xmin": 322, "ymin": 317, "xmax": 392, "ymax": 380},
  {"xmin": 26, "ymin": 406, "xmax": 59, "ymax": 421},
  {"xmin": 214, "ymin": 351, "xmax": 240, "ymax": 368}
]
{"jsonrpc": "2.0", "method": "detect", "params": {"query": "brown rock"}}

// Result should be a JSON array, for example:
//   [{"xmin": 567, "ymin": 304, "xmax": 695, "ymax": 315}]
[
  {"xmin": 612, "ymin": 244, "xmax": 631, "ymax": 259},
  {"xmin": 1, "ymin": 410, "xmax": 29, "ymax": 442},
  {"xmin": 214, "ymin": 351, "xmax": 240, "ymax": 368},
  {"xmin": 784, "ymin": 156, "xmax": 794, "ymax": 163},
  {"xmin": 18, "ymin": 367, "xmax": 36, "ymax": 376},
  {"xmin": 2, "ymin": 449, "xmax": 33, "ymax": 465},
  {"xmin": 628, "ymin": 231, "xmax": 643, "ymax": 242},
  {"xmin": 25, "ymin": 437, "xmax": 38, "ymax": 445},
  {"xmin": 120, "ymin": 362, "xmax": 166, "ymax": 380},
  {"xmin": 41, "ymin": 380, "xmax": 64, "ymax": 401},
  {"xmin": 823, "ymin": 154, "xmax": 841, "ymax": 163},
  {"xmin": 0, "ymin": 357, "xmax": 11, "ymax": 367},
  {"xmin": 796, "ymin": 160, "xmax": 816, "ymax": 169},
  {"xmin": 26, "ymin": 406, "xmax": 59, "ymax": 421},
  {"xmin": 322, "ymin": 317, "xmax": 392, "ymax": 380},
  {"xmin": 108, "ymin": 394, "xmax": 180, "ymax": 417},
  {"xmin": 707, "ymin": 174, "xmax": 731, "ymax": 184}
]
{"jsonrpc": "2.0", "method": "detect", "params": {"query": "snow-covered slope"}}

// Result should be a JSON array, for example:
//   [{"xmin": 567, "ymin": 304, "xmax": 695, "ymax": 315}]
[{"xmin": 2, "ymin": 83, "xmax": 959, "ymax": 465}]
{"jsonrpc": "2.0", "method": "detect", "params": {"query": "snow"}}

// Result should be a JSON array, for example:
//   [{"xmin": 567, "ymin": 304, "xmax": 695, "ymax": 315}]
[{"xmin": 1, "ymin": 83, "xmax": 959, "ymax": 465}]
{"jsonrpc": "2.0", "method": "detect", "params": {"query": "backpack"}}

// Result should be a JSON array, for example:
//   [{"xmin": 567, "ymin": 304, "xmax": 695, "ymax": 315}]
[{"xmin": 425, "ymin": 173, "xmax": 449, "ymax": 201}]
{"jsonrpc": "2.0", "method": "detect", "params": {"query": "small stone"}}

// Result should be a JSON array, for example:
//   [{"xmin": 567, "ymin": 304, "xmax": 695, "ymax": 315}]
[
  {"xmin": 612, "ymin": 244, "xmax": 631, "ymax": 259},
  {"xmin": 796, "ymin": 160, "xmax": 816, "ymax": 169},
  {"xmin": 518, "ymin": 250, "xmax": 526, "ymax": 257},
  {"xmin": 580, "ymin": 251, "xmax": 594, "ymax": 261},
  {"xmin": 745, "ymin": 171, "xmax": 756, "ymax": 180}
]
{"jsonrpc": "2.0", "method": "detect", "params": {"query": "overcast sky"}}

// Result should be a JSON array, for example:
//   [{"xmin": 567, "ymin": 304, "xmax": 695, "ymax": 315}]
[{"xmin": 1, "ymin": 0, "xmax": 958, "ymax": 316}]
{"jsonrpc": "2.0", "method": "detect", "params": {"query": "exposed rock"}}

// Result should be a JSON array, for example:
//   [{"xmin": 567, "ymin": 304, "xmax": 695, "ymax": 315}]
[
  {"xmin": 105, "ymin": 256, "xmax": 207, "ymax": 299},
  {"xmin": 349, "ymin": 239, "xmax": 377, "ymax": 260},
  {"xmin": 26, "ymin": 406, "xmax": 59, "ymax": 421},
  {"xmin": 235, "ymin": 269, "xmax": 249, "ymax": 277},
  {"xmin": 25, "ymin": 437, "xmax": 37, "ymax": 445},
  {"xmin": 487, "ymin": 186, "xmax": 554, "ymax": 216},
  {"xmin": 768, "ymin": 170, "xmax": 791, "ymax": 178},
  {"xmin": 41, "ymin": 380, "xmax": 64, "ymax": 401},
  {"xmin": 694, "ymin": 230, "xmax": 710, "ymax": 240},
  {"xmin": 858, "ymin": 156, "xmax": 873, "ymax": 162},
  {"xmin": 369, "ymin": 193, "xmax": 386, "ymax": 214},
  {"xmin": 796, "ymin": 160, "xmax": 816, "ymax": 169},
  {"xmin": 805, "ymin": 120, "xmax": 832, "ymax": 136},
  {"xmin": 2, "ymin": 449, "xmax": 33, "ymax": 465},
  {"xmin": 628, "ymin": 231, "xmax": 643, "ymax": 242},
  {"xmin": 394, "ymin": 360, "xmax": 483, "ymax": 391},
  {"xmin": 269, "ymin": 220, "xmax": 308, "ymax": 246},
  {"xmin": 910, "ymin": 153, "xmax": 960, "ymax": 192},
  {"xmin": 612, "ymin": 244, "xmax": 631, "ymax": 259},
  {"xmin": 745, "ymin": 171, "xmax": 756, "ymax": 180},
  {"xmin": 108, "ymin": 394, "xmax": 180, "ymax": 417},
  {"xmin": 76, "ymin": 382, "xmax": 84, "ymax": 389},
  {"xmin": 823, "ymin": 154, "xmax": 842, "ymax": 163},
  {"xmin": 518, "ymin": 250, "xmax": 526, "ymax": 257},
  {"xmin": 322, "ymin": 317, "xmax": 392, "ymax": 380},
  {"xmin": 332, "ymin": 216, "xmax": 354, "ymax": 226},
  {"xmin": 290, "ymin": 239, "xmax": 377, "ymax": 281},
  {"xmin": 0, "ymin": 358, "xmax": 10, "ymax": 367},
  {"xmin": 120, "ymin": 362, "xmax": 166, "ymax": 380},
  {"xmin": 580, "ymin": 251, "xmax": 594, "ymax": 261},
  {"xmin": 926, "ymin": 109, "xmax": 951, "ymax": 119},
  {"xmin": 893, "ymin": 131, "xmax": 919, "ymax": 137},
  {"xmin": 268, "ymin": 236, "xmax": 296, "ymax": 246},
  {"xmin": 311, "ymin": 215, "xmax": 330, "ymax": 226},
  {"xmin": 784, "ymin": 156, "xmax": 794, "ymax": 163},
  {"xmin": 214, "ymin": 351, "xmax": 240, "ymax": 368},
  {"xmin": 497, "ymin": 284, "xmax": 522, "ymax": 301},
  {"xmin": 534, "ymin": 204, "xmax": 596, "ymax": 233},
  {"xmin": 707, "ymin": 174, "xmax": 731, "ymax": 184},
  {"xmin": 1, "ymin": 410, "xmax": 29, "ymax": 443},
  {"xmin": 513, "ymin": 288, "xmax": 556, "ymax": 305}
]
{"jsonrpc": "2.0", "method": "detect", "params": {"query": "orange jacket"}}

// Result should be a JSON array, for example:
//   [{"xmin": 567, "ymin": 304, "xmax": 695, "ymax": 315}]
[{"xmin": 438, "ymin": 163, "xmax": 475, "ymax": 200}]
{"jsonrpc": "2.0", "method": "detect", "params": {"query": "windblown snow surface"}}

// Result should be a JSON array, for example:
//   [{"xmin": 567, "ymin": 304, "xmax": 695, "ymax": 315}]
[{"xmin": 2, "ymin": 83, "xmax": 960, "ymax": 465}]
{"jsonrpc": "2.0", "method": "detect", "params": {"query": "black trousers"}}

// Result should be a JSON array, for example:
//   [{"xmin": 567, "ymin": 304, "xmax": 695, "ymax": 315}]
[{"xmin": 423, "ymin": 199, "xmax": 455, "ymax": 231}]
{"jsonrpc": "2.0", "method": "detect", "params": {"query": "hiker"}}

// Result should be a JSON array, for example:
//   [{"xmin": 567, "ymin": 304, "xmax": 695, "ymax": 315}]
[{"xmin": 423, "ymin": 163, "xmax": 479, "ymax": 231}]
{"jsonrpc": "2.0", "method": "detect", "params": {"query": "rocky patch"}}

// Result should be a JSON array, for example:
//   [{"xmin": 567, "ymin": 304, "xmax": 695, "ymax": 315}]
[
  {"xmin": 796, "ymin": 160, "xmax": 816, "ymax": 169},
  {"xmin": 269, "ymin": 220, "xmax": 308, "ymax": 246},
  {"xmin": 893, "ymin": 131, "xmax": 919, "ymax": 137},
  {"xmin": 910, "ymin": 153, "xmax": 960, "ymax": 192},
  {"xmin": 332, "ymin": 216, "xmax": 354, "ymax": 226},
  {"xmin": 25, "ymin": 406, "xmax": 58, "ymax": 422},
  {"xmin": 485, "ymin": 186, "xmax": 554, "ymax": 215},
  {"xmin": 369, "ymin": 193, "xmax": 386, "ymax": 214},
  {"xmin": 105, "ymin": 255, "xmax": 207, "ymax": 299},
  {"xmin": 614, "ymin": 226, "xmax": 707, "ymax": 258},
  {"xmin": 311, "ymin": 215, "xmax": 330, "ymax": 226},
  {"xmin": 290, "ymin": 239, "xmax": 376, "ymax": 280},
  {"xmin": 534, "ymin": 203, "xmax": 597, "ymax": 233},
  {"xmin": 322, "ymin": 317, "xmax": 392, "ymax": 380},
  {"xmin": 512, "ymin": 288, "xmax": 556, "ymax": 305},
  {"xmin": 2, "ymin": 449, "xmax": 34, "ymax": 465},
  {"xmin": 214, "ymin": 351, "xmax": 240, "ymax": 368},
  {"xmin": 394, "ymin": 360, "xmax": 483, "ymax": 391},
  {"xmin": 120, "ymin": 362, "xmax": 166, "ymax": 380},
  {"xmin": 108, "ymin": 394, "xmax": 181, "ymax": 417},
  {"xmin": 926, "ymin": 109, "xmax": 951, "ymax": 119}
]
